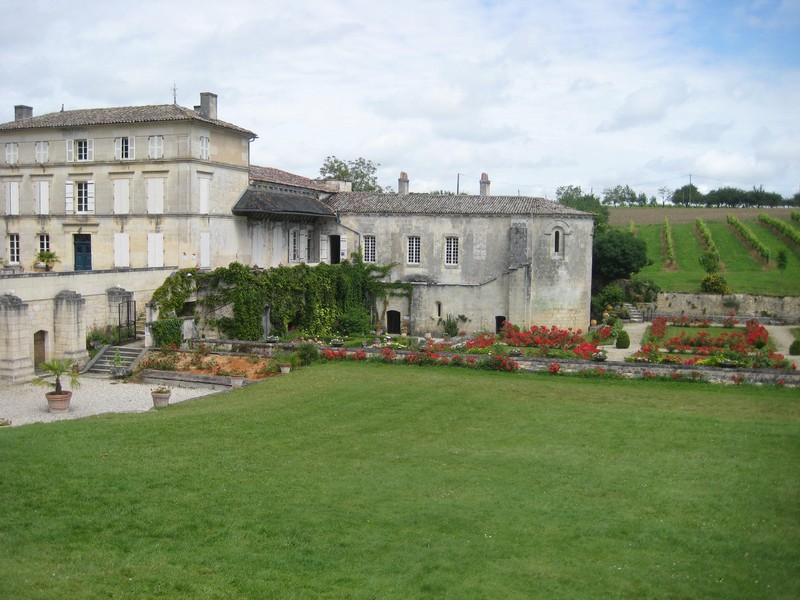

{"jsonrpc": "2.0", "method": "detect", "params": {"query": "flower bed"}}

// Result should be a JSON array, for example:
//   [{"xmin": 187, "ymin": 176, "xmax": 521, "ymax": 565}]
[{"xmin": 632, "ymin": 318, "xmax": 794, "ymax": 370}]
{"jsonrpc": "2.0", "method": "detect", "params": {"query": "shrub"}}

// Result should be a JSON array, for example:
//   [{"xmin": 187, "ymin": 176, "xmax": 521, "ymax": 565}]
[
  {"xmin": 336, "ymin": 306, "xmax": 373, "ymax": 336},
  {"xmin": 615, "ymin": 330, "xmax": 630, "ymax": 349},
  {"xmin": 700, "ymin": 274, "xmax": 730, "ymax": 294},
  {"xmin": 296, "ymin": 342, "xmax": 320, "ymax": 366},
  {"xmin": 790, "ymin": 340, "xmax": 800, "ymax": 356},
  {"xmin": 150, "ymin": 318, "xmax": 183, "ymax": 348}
]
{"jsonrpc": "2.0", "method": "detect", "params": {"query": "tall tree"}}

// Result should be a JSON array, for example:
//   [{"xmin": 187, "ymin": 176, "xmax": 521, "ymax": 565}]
[
  {"xmin": 591, "ymin": 229, "xmax": 648, "ymax": 291},
  {"xmin": 556, "ymin": 185, "xmax": 609, "ymax": 231},
  {"xmin": 319, "ymin": 156, "xmax": 387, "ymax": 192},
  {"xmin": 671, "ymin": 183, "xmax": 703, "ymax": 206},
  {"xmin": 602, "ymin": 184, "xmax": 637, "ymax": 206}
]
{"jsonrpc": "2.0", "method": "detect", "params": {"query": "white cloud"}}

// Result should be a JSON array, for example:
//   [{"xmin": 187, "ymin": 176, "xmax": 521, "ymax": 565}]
[{"xmin": 0, "ymin": 0, "xmax": 797, "ymax": 198}]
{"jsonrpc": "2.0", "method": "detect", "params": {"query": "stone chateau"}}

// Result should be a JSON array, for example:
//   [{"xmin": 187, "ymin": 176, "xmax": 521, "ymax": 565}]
[{"xmin": 0, "ymin": 92, "xmax": 594, "ymax": 382}]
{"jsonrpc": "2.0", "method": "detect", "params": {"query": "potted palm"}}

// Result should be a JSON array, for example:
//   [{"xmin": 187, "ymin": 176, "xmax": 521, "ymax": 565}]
[
  {"xmin": 33, "ymin": 250, "xmax": 59, "ymax": 271},
  {"xmin": 35, "ymin": 359, "xmax": 81, "ymax": 412}
]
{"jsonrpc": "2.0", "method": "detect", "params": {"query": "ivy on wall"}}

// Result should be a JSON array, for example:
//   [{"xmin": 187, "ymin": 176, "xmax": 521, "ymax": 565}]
[{"xmin": 150, "ymin": 257, "xmax": 411, "ymax": 340}]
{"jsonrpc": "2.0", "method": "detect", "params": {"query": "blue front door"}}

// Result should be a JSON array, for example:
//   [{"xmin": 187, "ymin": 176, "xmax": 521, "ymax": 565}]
[{"xmin": 74, "ymin": 234, "xmax": 92, "ymax": 271}]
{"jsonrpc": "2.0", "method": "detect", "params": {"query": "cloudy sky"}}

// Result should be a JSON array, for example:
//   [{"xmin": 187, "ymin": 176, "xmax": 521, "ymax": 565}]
[{"xmin": 2, "ymin": 0, "xmax": 798, "ymax": 199}]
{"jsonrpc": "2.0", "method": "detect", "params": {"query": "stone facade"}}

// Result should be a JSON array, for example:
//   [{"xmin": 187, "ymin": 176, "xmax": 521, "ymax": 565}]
[{"xmin": 0, "ymin": 93, "xmax": 596, "ymax": 380}]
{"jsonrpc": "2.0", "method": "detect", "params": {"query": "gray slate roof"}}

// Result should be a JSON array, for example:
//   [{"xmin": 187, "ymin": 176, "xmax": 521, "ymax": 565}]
[
  {"xmin": 233, "ymin": 186, "xmax": 335, "ymax": 220},
  {"xmin": 325, "ymin": 192, "xmax": 593, "ymax": 218},
  {"xmin": 0, "ymin": 104, "xmax": 255, "ymax": 136}
]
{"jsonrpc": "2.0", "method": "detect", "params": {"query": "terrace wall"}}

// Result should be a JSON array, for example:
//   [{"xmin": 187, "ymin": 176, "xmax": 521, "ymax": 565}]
[{"xmin": 655, "ymin": 293, "xmax": 800, "ymax": 324}]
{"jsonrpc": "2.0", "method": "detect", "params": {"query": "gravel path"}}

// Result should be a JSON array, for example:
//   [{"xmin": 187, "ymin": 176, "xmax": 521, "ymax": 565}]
[{"xmin": 0, "ymin": 376, "xmax": 215, "ymax": 427}]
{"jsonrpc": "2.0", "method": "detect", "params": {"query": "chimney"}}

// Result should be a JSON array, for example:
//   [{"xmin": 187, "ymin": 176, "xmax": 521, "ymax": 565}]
[
  {"xmin": 15, "ymin": 105, "xmax": 33, "ymax": 121},
  {"xmin": 480, "ymin": 172, "xmax": 491, "ymax": 196},
  {"xmin": 398, "ymin": 171, "xmax": 409, "ymax": 195},
  {"xmin": 198, "ymin": 92, "xmax": 217, "ymax": 120}
]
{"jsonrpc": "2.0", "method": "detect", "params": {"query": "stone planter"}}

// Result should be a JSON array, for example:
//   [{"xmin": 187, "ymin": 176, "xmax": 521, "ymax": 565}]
[
  {"xmin": 46, "ymin": 391, "xmax": 72, "ymax": 413},
  {"xmin": 230, "ymin": 375, "xmax": 245, "ymax": 388},
  {"xmin": 110, "ymin": 366, "xmax": 129, "ymax": 379},
  {"xmin": 151, "ymin": 391, "xmax": 171, "ymax": 408},
  {"xmin": 279, "ymin": 364, "xmax": 291, "ymax": 374}
]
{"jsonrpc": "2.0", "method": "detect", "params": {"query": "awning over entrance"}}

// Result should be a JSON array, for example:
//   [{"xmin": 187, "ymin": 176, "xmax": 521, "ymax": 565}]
[{"xmin": 233, "ymin": 187, "xmax": 336, "ymax": 221}]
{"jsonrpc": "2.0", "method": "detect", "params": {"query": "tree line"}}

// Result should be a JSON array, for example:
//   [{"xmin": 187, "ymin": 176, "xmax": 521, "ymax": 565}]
[{"xmin": 558, "ymin": 183, "xmax": 798, "ymax": 209}]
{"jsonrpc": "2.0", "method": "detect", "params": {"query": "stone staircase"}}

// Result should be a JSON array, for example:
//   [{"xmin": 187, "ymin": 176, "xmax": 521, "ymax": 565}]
[
  {"xmin": 86, "ymin": 345, "xmax": 144, "ymax": 377},
  {"xmin": 622, "ymin": 303, "xmax": 644, "ymax": 323}
]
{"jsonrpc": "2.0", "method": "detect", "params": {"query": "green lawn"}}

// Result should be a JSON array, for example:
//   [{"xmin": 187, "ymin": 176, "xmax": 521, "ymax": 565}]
[{"xmin": 2, "ymin": 364, "xmax": 799, "ymax": 599}]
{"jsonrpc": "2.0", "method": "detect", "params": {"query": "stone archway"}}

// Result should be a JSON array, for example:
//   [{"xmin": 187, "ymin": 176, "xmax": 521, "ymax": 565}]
[{"xmin": 34, "ymin": 330, "xmax": 47, "ymax": 369}]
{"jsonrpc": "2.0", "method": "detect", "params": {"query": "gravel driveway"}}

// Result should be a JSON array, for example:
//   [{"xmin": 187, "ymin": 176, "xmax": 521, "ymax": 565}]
[{"xmin": 0, "ymin": 376, "xmax": 215, "ymax": 427}]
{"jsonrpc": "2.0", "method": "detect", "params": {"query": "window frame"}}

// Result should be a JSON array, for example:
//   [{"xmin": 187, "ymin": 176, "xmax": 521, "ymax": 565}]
[
  {"xmin": 35, "ymin": 141, "xmax": 49, "ymax": 163},
  {"xmin": 148, "ymin": 135, "xmax": 164, "ymax": 159},
  {"xmin": 363, "ymin": 235, "xmax": 376, "ymax": 263},
  {"xmin": 8, "ymin": 233, "xmax": 20, "ymax": 264},
  {"xmin": 200, "ymin": 136, "xmax": 210, "ymax": 160},
  {"xmin": 445, "ymin": 236, "xmax": 459, "ymax": 266},
  {"xmin": 114, "ymin": 136, "xmax": 135, "ymax": 160},
  {"xmin": 38, "ymin": 233, "xmax": 50, "ymax": 253},
  {"xmin": 4, "ymin": 181, "xmax": 20, "ymax": 215},
  {"xmin": 6, "ymin": 142, "xmax": 19, "ymax": 165},
  {"xmin": 407, "ymin": 235, "xmax": 421, "ymax": 265}
]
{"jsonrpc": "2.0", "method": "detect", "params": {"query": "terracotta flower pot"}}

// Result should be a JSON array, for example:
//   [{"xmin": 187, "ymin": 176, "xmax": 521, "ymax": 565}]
[
  {"xmin": 46, "ymin": 391, "xmax": 72, "ymax": 413},
  {"xmin": 151, "ymin": 391, "xmax": 171, "ymax": 408}
]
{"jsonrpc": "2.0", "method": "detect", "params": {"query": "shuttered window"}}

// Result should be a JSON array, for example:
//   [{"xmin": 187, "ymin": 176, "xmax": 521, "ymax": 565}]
[
  {"xmin": 4, "ymin": 181, "xmax": 19, "ymax": 215},
  {"xmin": 114, "ymin": 233, "xmax": 130, "ymax": 267}
]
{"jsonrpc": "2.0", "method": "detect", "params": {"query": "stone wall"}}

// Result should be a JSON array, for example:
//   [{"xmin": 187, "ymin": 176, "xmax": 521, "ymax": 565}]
[{"xmin": 655, "ymin": 293, "xmax": 800, "ymax": 324}]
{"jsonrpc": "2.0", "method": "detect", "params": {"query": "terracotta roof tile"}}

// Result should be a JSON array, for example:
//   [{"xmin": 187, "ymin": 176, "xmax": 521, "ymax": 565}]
[
  {"xmin": 324, "ymin": 192, "xmax": 593, "ymax": 217},
  {"xmin": 0, "ymin": 104, "xmax": 255, "ymax": 136},
  {"xmin": 249, "ymin": 165, "xmax": 330, "ymax": 191}
]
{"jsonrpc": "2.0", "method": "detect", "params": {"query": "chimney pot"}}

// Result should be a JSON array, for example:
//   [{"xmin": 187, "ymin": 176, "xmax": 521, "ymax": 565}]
[
  {"xmin": 480, "ymin": 172, "xmax": 491, "ymax": 197},
  {"xmin": 14, "ymin": 105, "xmax": 33, "ymax": 121},
  {"xmin": 398, "ymin": 171, "xmax": 409, "ymax": 195},
  {"xmin": 198, "ymin": 92, "xmax": 218, "ymax": 120}
]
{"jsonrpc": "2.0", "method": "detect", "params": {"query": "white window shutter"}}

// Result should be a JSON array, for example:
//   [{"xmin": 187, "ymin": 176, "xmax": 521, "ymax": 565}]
[
  {"xmin": 66, "ymin": 139, "xmax": 74, "ymax": 162},
  {"xmin": 129, "ymin": 136, "xmax": 135, "ymax": 159},
  {"xmin": 200, "ymin": 232, "xmax": 211, "ymax": 268},
  {"xmin": 86, "ymin": 139, "xmax": 94, "ymax": 161},
  {"xmin": 87, "ymin": 181, "xmax": 95, "ymax": 213},
  {"xmin": 147, "ymin": 178, "xmax": 164, "ymax": 213},
  {"xmin": 113, "ymin": 179, "xmax": 129, "ymax": 214},
  {"xmin": 319, "ymin": 235, "xmax": 328, "ymax": 263},
  {"xmin": 37, "ymin": 181, "xmax": 50, "ymax": 214},
  {"xmin": 299, "ymin": 230, "xmax": 308, "ymax": 262},
  {"xmin": 199, "ymin": 176, "xmax": 210, "ymax": 214},
  {"xmin": 114, "ymin": 138, "xmax": 121, "ymax": 160},
  {"xmin": 148, "ymin": 232, "xmax": 164, "ymax": 267},
  {"xmin": 65, "ymin": 181, "xmax": 74, "ymax": 214},
  {"xmin": 5, "ymin": 182, "xmax": 19, "ymax": 214},
  {"xmin": 340, "ymin": 234, "xmax": 348, "ymax": 261},
  {"xmin": 114, "ymin": 233, "xmax": 130, "ymax": 267}
]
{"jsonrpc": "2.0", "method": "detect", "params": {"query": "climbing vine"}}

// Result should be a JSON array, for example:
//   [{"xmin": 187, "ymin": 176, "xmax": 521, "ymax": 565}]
[
  {"xmin": 149, "ymin": 257, "xmax": 411, "ymax": 340},
  {"xmin": 150, "ymin": 268, "xmax": 198, "ymax": 319}
]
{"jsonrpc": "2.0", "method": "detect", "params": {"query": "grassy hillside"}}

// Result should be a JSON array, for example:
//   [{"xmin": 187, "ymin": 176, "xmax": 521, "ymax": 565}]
[
  {"xmin": 2, "ymin": 364, "xmax": 798, "ymax": 599},
  {"xmin": 612, "ymin": 208, "xmax": 800, "ymax": 295}
]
